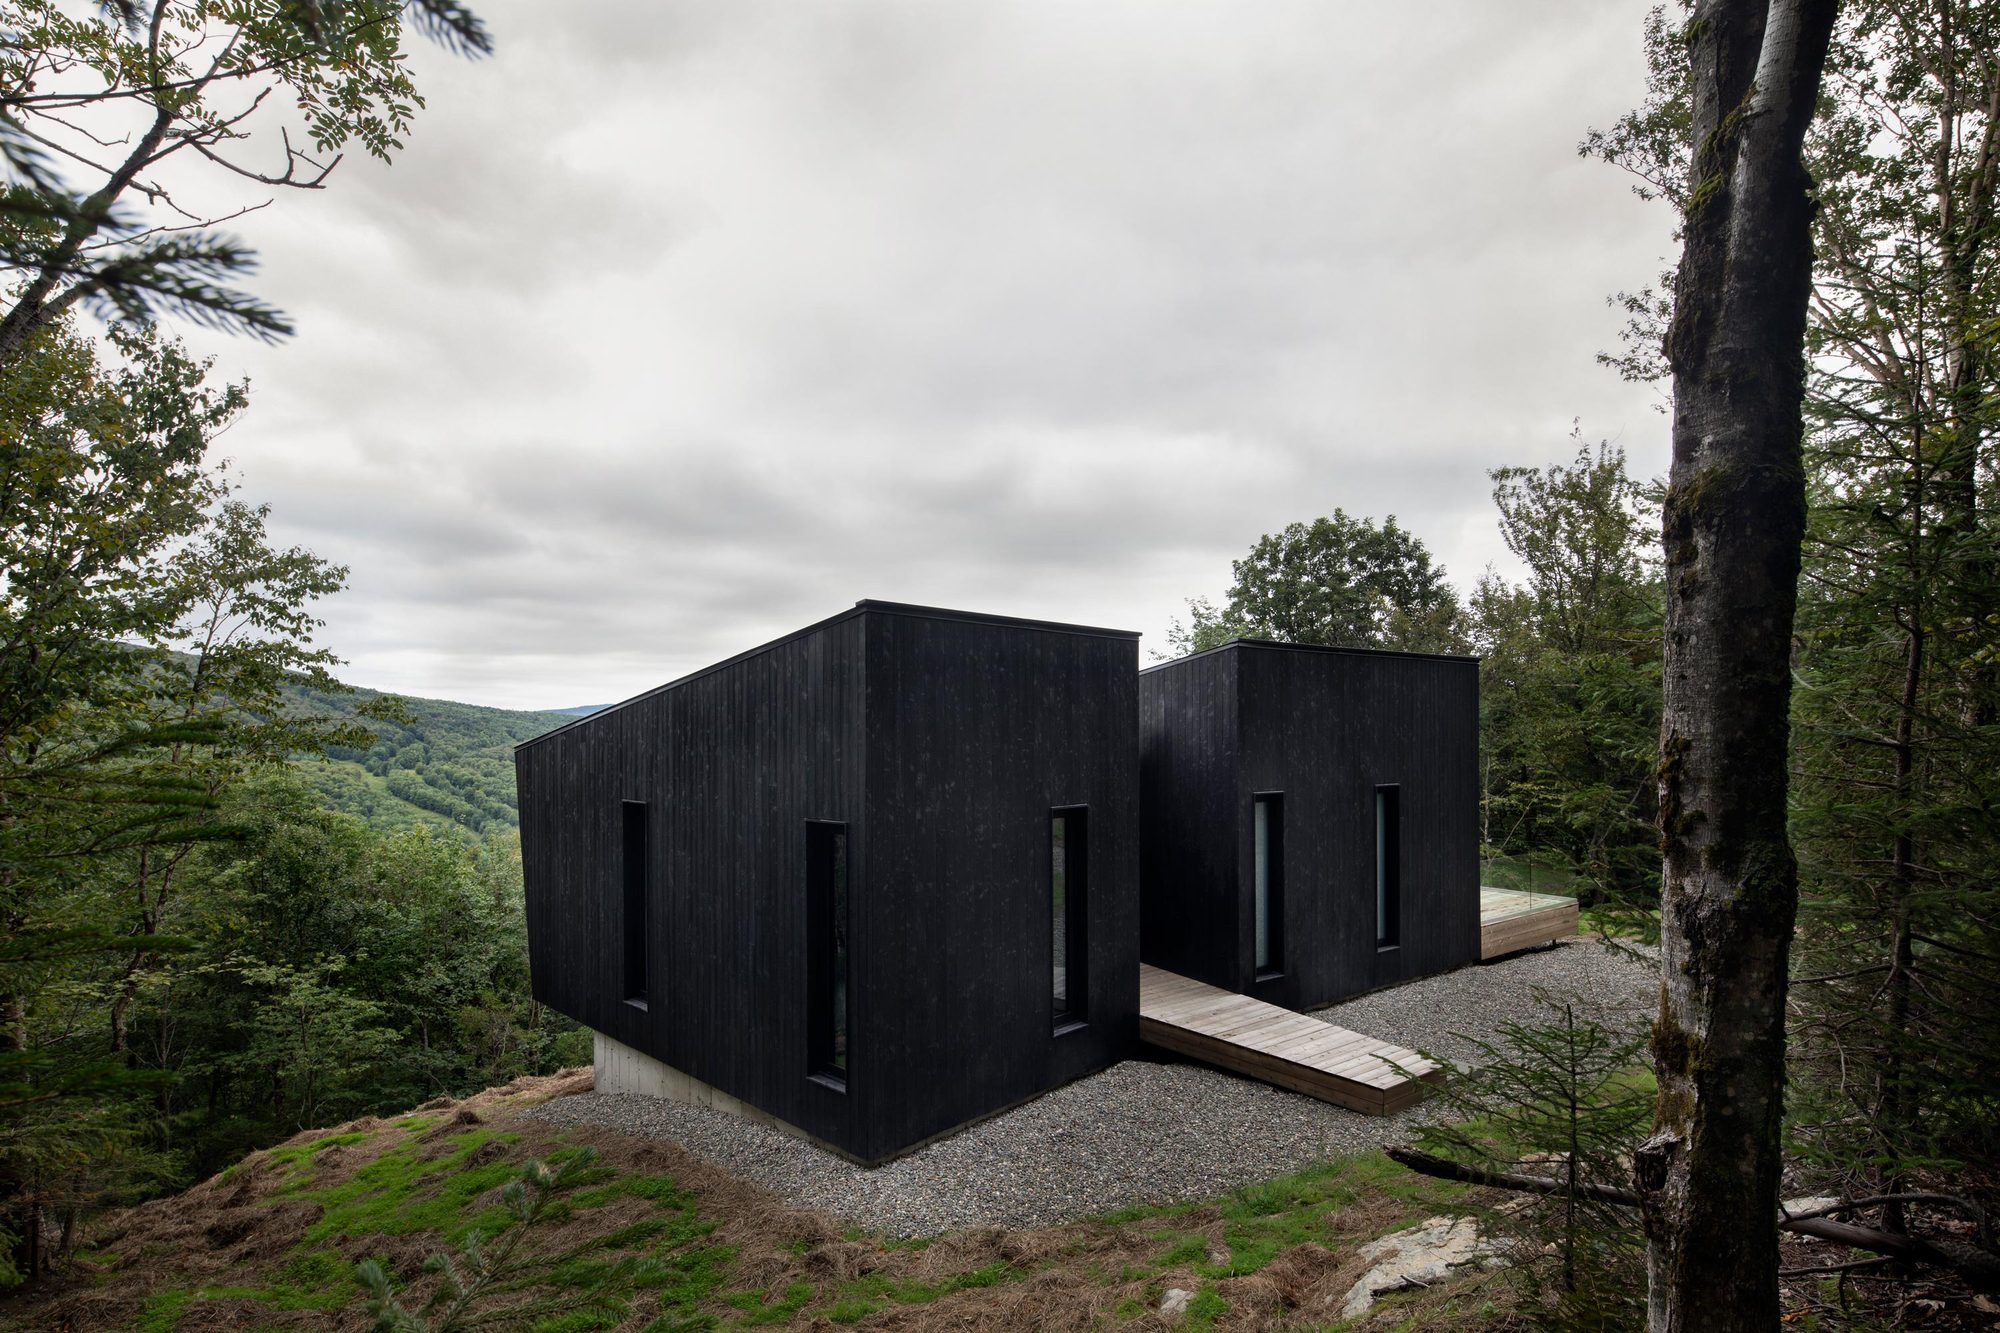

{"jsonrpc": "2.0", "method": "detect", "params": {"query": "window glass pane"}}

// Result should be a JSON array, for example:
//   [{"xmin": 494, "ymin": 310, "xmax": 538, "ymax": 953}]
[
  {"xmin": 1254, "ymin": 799, "xmax": 1271, "ymax": 970},
  {"xmin": 1375, "ymin": 787, "xmax": 1400, "ymax": 947},
  {"xmin": 830, "ymin": 828, "xmax": 848, "ymax": 1072},
  {"xmin": 808, "ymin": 821, "xmax": 849, "ymax": 1084},
  {"xmin": 1253, "ymin": 793, "xmax": 1283, "ymax": 976},
  {"xmin": 622, "ymin": 801, "xmax": 648, "ymax": 1003},
  {"xmin": 1056, "ymin": 816, "xmax": 1072, "ymax": 1012},
  {"xmin": 1052, "ymin": 808, "xmax": 1087, "ymax": 1025}
]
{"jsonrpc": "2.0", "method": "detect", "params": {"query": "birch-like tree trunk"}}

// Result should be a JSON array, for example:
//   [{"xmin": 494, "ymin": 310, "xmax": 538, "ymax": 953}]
[{"xmin": 1637, "ymin": 1, "xmax": 1838, "ymax": 1329}]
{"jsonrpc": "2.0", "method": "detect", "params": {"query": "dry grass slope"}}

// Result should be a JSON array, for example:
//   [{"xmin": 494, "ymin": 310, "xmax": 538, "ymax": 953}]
[{"xmin": 15, "ymin": 1070, "xmax": 1506, "ymax": 1332}]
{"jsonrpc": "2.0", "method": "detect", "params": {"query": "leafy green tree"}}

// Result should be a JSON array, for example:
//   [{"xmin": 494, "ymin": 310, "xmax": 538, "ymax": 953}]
[
  {"xmin": 147, "ymin": 778, "xmax": 581, "ymax": 1172},
  {"xmin": 0, "ymin": 317, "xmax": 388, "ymax": 1274},
  {"xmin": 0, "ymin": 320, "xmax": 237, "ymax": 1276},
  {"xmin": 1473, "ymin": 436, "xmax": 1662, "ymax": 910},
  {"xmin": 0, "ymin": 0, "xmax": 491, "ymax": 364},
  {"xmin": 1168, "ymin": 510, "xmax": 1464, "ymax": 656}
]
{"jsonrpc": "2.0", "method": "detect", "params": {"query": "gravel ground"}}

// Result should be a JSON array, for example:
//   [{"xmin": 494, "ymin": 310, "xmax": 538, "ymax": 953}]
[
  {"xmin": 521, "ymin": 940, "xmax": 1656, "ymax": 1236},
  {"xmin": 1310, "ymin": 935, "xmax": 1657, "ymax": 1067}
]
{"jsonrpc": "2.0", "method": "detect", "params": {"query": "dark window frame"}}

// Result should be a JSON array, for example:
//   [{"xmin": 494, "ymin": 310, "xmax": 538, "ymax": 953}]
[
  {"xmin": 1375, "ymin": 784, "xmax": 1401, "ymax": 950},
  {"xmin": 1051, "ymin": 805, "xmax": 1089, "ymax": 1033},
  {"xmin": 806, "ymin": 820, "xmax": 851, "ymax": 1090},
  {"xmin": 1253, "ymin": 791, "xmax": 1285, "ymax": 979},
  {"xmin": 621, "ymin": 800, "xmax": 649, "ymax": 1009}
]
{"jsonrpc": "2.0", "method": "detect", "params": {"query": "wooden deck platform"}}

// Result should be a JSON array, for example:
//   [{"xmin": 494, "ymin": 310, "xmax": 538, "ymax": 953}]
[
  {"xmin": 1479, "ymin": 887, "xmax": 1580, "ymax": 959},
  {"xmin": 1137, "ymin": 965, "xmax": 1441, "ymax": 1115}
]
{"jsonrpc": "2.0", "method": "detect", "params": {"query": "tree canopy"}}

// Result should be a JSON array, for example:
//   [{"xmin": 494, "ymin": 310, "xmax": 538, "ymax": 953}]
[
  {"xmin": 1169, "ymin": 510, "xmax": 1464, "ymax": 657},
  {"xmin": 0, "ymin": 0, "xmax": 491, "ymax": 363}
]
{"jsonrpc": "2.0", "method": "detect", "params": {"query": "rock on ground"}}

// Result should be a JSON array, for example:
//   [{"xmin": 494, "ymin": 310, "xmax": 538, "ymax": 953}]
[{"xmin": 1339, "ymin": 1215, "xmax": 1503, "ymax": 1319}]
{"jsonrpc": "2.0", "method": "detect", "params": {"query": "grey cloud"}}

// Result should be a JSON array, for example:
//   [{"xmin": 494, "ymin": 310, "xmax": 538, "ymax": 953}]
[{"xmin": 176, "ymin": 0, "xmax": 1673, "ymax": 710}]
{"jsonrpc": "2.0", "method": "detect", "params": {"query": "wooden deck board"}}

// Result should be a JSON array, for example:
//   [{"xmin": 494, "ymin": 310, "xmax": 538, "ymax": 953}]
[
  {"xmin": 1478, "ymin": 888, "xmax": 1581, "ymax": 959},
  {"xmin": 1137, "ymin": 965, "xmax": 1440, "ymax": 1115}
]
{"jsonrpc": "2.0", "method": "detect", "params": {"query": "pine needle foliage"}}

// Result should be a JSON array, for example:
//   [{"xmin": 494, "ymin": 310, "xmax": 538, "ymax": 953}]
[{"xmin": 1412, "ymin": 997, "xmax": 1652, "ymax": 1333}]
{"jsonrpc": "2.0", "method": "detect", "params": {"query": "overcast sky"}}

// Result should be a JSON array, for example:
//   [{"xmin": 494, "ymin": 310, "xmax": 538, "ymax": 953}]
[{"xmin": 180, "ymin": 1, "xmax": 1675, "ymax": 712}]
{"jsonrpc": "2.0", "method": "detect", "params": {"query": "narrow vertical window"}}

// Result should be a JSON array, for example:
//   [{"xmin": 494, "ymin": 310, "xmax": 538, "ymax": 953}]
[
  {"xmin": 807, "ymin": 821, "xmax": 850, "ymax": 1085},
  {"xmin": 1051, "ymin": 807, "xmax": 1088, "ymax": 1028},
  {"xmin": 1254, "ymin": 793, "xmax": 1284, "ymax": 976},
  {"xmin": 1375, "ymin": 785, "xmax": 1401, "ymax": 948},
  {"xmin": 622, "ymin": 801, "xmax": 648, "ymax": 1006}
]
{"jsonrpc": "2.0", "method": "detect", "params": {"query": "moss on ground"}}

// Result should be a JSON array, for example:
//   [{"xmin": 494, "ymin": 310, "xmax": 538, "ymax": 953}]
[{"xmin": 47, "ymin": 1100, "xmax": 1497, "ymax": 1333}]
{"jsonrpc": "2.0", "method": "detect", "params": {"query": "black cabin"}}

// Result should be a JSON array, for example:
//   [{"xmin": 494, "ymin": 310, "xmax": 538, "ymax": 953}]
[
  {"xmin": 514, "ymin": 601, "xmax": 1141, "ymax": 1165},
  {"xmin": 1138, "ymin": 639, "xmax": 1480, "ymax": 1011}
]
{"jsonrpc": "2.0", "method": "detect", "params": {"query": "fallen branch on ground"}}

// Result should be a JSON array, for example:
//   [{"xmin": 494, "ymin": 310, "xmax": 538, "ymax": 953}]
[{"xmin": 1384, "ymin": 1146, "xmax": 2000, "ymax": 1294}]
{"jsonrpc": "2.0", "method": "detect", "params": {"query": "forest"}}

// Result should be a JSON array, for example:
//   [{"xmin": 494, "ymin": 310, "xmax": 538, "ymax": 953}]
[
  {"xmin": 0, "ymin": 0, "xmax": 1994, "ymax": 1328},
  {"xmin": 290, "ymin": 683, "xmax": 585, "ymax": 838},
  {"xmin": 0, "ymin": 324, "xmax": 589, "ymax": 1278}
]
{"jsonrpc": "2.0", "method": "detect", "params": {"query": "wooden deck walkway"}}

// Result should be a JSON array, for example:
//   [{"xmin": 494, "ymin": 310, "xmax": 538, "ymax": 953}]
[
  {"xmin": 1137, "ymin": 965, "xmax": 1441, "ymax": 1115},
  {"xmin": 1479, "ymin": 887, "xmax": 1580, "ymax": 959}
]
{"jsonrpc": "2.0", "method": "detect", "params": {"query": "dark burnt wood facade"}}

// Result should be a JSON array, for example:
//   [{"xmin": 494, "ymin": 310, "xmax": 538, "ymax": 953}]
[
  {"xmin": 1139, "ymin": 640, "xmax": 1480, "ymax": 1011},
  {"xmin": 514, "ymin": 601, "xmax": 1140, "ymax": 1165}
]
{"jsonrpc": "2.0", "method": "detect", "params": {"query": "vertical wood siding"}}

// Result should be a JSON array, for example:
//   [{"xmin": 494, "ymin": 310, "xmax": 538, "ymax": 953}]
[
  {"xmin": 860, "ymin": 612, "xmax": 1140, "ymax": 1162},
  {"xmin": 516, "ymin": 603, "xmax": 1139, "ymax": 1164}
]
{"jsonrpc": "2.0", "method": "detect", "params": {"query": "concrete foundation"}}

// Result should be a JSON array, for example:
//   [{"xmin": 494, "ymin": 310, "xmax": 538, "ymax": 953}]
[{"xmin": 591, "ymin": 1030, "xmax": 837, "ymax": 1146}]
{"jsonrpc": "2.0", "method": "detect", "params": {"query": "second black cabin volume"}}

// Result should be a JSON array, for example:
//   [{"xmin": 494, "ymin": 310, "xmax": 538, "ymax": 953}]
[{"xmin": 1138, "ymin": 639, "xmax": 1480, "ymax": 1010}]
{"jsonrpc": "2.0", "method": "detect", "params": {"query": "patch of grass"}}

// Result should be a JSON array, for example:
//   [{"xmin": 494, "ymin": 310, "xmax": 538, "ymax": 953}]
[
  {"xmin": 284, "ymin": 1127, "xmax": 522, "ymax": 1245},
  {"xmin": 527, "ymin": 1312, "xmax": 621, "ymax": 1332},
  {"xmin": 1108, "ymin": 1153, "xmax": 1471, "ymax": 1281},
  {"xmin": 633, "ymin": 1239, "xmax": 737, "ymax": 1318},
  {"xmin": 723, "ymin": 1280, "xmax": 813, "ymax": 1325},
  {"xmin": 1183, "ymin": 1285, "xmax": 1229, "ymax": 1329},
  {"xmin": 636, "ymin": 1316, "xmax": 722, "ymax": 1333},
  {"xmin": 134, "ymin": 1290, "xmax": 193, "ymax": 1333},
  {"xmin": 128, "ymin": 1266, "xmax": 350, "ymax": 1333},
  {"xmin": 260, "ymin": 1129, "xmax": 375, "ymax": 1175},
  {"xmin": 806, "ymin": 1258, "xmax": 1018, "ymax": 1324},
  {"xmin": 821, "ymin": 1296, "xmax": 879, "ymax": 1324},
  {"xmin": 571, "ymin": 1170, "xmax": 694, "ymax": 1211},
  {"xmin": 215, "ymin": 1127, "xmax": 376, "ymax": 1185}
]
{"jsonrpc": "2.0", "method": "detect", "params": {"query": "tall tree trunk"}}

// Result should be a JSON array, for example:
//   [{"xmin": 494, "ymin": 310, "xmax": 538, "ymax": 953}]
[
  {"xmin": 1878, "ymin": 599, "xmax": 1924, "ymax": 1236},
  {"xmin": 1638, "ymin": 2, "xmax": 1838, "ymax": 1330}
]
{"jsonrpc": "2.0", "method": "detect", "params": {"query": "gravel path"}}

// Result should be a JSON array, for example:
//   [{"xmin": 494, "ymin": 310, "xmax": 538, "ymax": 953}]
[
  {"xmin": 1310, "ymin": 936, "xmax": 1657, "ymax": 1067},
  {"xmin": 522, "ymin": 940, "xmax": 1655, "ymax": 1236}
]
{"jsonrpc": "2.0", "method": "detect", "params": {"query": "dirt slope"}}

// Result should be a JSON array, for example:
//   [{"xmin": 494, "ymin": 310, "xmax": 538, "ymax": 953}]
[{"xmin": 14, "ymin": 1071, "xmax": 1483, "ymax": 1332}]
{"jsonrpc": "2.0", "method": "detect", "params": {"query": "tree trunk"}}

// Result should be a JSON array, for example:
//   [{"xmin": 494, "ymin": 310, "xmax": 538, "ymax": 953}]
[
  {"xmin": 1878, "ymin": 606, "xmax": 1923, "ymax": 1235},
  {"xmin": 1638, "ymin": 2, "xmax": 1838, "ymax": 1330}
]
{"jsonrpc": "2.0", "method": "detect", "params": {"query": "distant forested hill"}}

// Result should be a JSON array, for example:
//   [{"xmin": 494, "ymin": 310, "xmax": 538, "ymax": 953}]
[{"xmin": 285, "ymin": 681, "xmax": 584, "ymax": 837}]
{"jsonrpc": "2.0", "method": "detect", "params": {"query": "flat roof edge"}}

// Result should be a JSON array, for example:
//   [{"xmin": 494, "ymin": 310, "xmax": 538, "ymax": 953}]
[
  {"xmin": 518, "ymin": 600, "xmax": 1141, "ymax": 751},
  {"xmin": 855, "ymin": 599, "xmax": 1140, "ymax": 640},
  {"xmin": 1141, "ymin": 637, "xmax": 1479, "ymax": 674}
]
